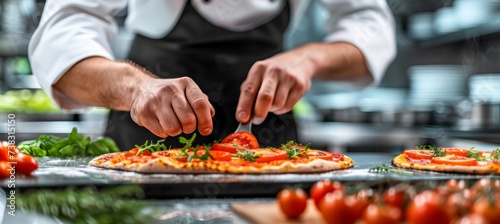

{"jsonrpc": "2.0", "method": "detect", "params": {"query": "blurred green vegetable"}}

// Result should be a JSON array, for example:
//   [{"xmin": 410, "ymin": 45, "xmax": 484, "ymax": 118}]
[
  {"xmin": 17, "ymin": 185, "xmax": 152, "ymax": 224},
  {"xmin": 0, "ymin": 89, "xmax": 60, "ymax": 113},
  {"xmin": 18, "ymin": 128, "xmax": 120, "ymax": 157}
]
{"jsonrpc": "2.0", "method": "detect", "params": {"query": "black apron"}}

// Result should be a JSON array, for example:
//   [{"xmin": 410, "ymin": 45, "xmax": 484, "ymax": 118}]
[{"xmin": 105, "ymin": 1, "xmax": 297, "ymax": 150}]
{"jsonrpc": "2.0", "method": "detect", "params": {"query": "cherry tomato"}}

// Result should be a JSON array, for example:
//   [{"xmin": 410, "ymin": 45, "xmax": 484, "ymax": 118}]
[
  {"xmin": 431, "ymin": 155, "xmax": 477, "ymax": 166},
  {"xmin": 245, "ymin": 149, "xmax": 287, "ymax": 163},
  {"xmin": 319, "ymin": 190, "xmax": 356, "ymax": 224},
  {"xmin": 310, "ymin": 180, "xmax": 344, "ymax": 209},
  {"xmin": 403, "ymin": 150, "xmax": 434, "ymax": 160},
  {"xmin": 452, "ymin": 214, "xmax": 490, "ymax": 224},
  {"xmin": 446, "ymin": 192, "xmax": 473, "ymax": 218},
  {"xmin": 345, "ymin": 194, "xmax": 370, "ymax": 221},
  {"xmin": 362, "ymin": 203, "xmax": 402, "ymax": 224},
  {"xmin": 405, "ymin": 191, "xmax": 450, "ymax": 224},
  {"xmin": 211, "ymin": 143, "xmax": 248, "ymax": 153},
  {"xmin": 0, "ymin": 141, "xmax": 18, "ymax": 162},
  {"xmin": 445, "ymin": 179, "xmax": 468, "ymax": 190},
  {"xmin": 277, "ymin": 188, "xmax": 308, "ymax": 219},
  {"xmin": 471, "ymin": 195, "xmax": 500, "ymax": 224},
  {"xmin": 15, "ymin": 153, "xmax": 38, "ymax": 176},
  {"xmin": 0, "ymin": 161, "xmax": 11, "ymax": 179},
  {"xmin": 473, "ymin": 178, "xmax": 500, "ymax": 191},
  {"xmin": 221, "ymin": 132, "xmax": 259, "ymax": 149},
  {"xmin": 383, "ymin": 187, "xmax": 408, "ymax": 208}
]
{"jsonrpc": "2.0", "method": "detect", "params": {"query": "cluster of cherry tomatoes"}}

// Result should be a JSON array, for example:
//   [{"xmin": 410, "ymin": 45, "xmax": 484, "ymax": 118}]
[
  {"xmin": 277, "ymin": 178, "xmax": 500, "ymax": 224},
  {"xmin": 0, "ymin": 141, "xmax": 38, "ymax": 179}
]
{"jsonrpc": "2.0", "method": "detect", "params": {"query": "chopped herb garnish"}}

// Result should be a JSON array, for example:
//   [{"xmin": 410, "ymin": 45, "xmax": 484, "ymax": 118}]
[
  {"xmin": 192, "ymin": 144, "xmax": 214, "ymax": 162},
  {"xmin": 467, "ymin": 150, "xmax": 486, "ymax": 161},
  {"xmin": 178, "ymin": 133, "xmax": 197, "ymax": 159},
  {"xmin": 135, "ymin": 139, "xmax": 166, "ymax": 155},
  {"xmin": 416, "ymin": 145, "xmax": 446, "ymax": 157},
  {"xmin": 236, "ymin": 150, "xmax": 259, "ymax": 162},
  {"xmin": 491, "ymin": 149, "xmax": 500, "ymax": 160},
  {"xmin": 281, "ymin": 141, "xmax": 310, "ymax": 159},
  {"xmin": 368, "ymin": 164, "xmax": 413, "ymax": 175}
]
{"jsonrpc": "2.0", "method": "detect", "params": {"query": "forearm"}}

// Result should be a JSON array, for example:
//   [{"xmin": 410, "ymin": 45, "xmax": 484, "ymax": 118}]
[
  {"xmin": 300, "ymin": 42, "xmax": 371, "ymax": 81},
  {"xmin": 53, "ymin": 57, "xmax": 153, "ymax": 111}
]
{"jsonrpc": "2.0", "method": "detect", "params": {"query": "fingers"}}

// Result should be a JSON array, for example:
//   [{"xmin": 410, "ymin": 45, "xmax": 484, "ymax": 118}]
[
  {"xmin": 130, "ymin": 77, "xmax": 214, "ymax": 138},
  {"xmin": 185, "ymin": 81, "xmax": 214, "ymax": 136},
  {"xmin": 252, "ymin": 68, "xmax": 279, "ymax": 125},
  {"xmin": 239, "ymin": 60, "xmax": 313, "ymax": 125},
  {"xmin": 236, "ymin": 62, "xmax": 265, "ymax": 123},
  {"xmin": 131, "ymin": 99, "xmax": 169, "ymax": 138}
]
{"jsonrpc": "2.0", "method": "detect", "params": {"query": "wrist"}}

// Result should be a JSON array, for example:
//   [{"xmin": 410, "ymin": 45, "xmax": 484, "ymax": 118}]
[
  {"xmin": 109, "ymin": 61, "xmax": 155, "ymax": 111},
  {"xmin": 299, "ymin": 43, "xmax": 324, "ymax": 78}
]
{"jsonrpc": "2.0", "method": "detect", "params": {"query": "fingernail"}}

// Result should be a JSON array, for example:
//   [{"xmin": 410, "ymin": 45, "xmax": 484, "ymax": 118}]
[
  {"xmin": 270, "ymin": 106, "xmax": 278, "ymax": 112},
  {"xmin": 237, "ymin": 111, "xmax": 247, "ymax": 120},
  {"xmin": 253, "ymin": 117, "xmax": 265, "ymax": 125},
  {"xmin": 202, "ymin": 127, "xmax": 212, "ymax": 135}
]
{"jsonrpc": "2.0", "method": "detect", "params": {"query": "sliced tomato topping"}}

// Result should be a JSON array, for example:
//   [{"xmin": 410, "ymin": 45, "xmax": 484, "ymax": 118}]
[
  {"xmin": 245, "ymin": 149, "xmax": 287, "ymax": 163},
  {"xmin": 151, "ymin": 148, "xmax": 183, "ymax": 158},
  {"xmin": 442, "ymin": 148, "xmax": 480, "ymax": 157},
  {"xmin": 303, "ymin": 150, "xmax": 344, "ymax": 161},
  {"xmin": 221, "ymin": 132, "xmax": 259, "ymax": 149},
  {"xmin": 431, "ymin": 155, "xmax": 478, "ymax": 166},
  {"xmin": 211, "ymin": 143, "xmax": 248, "ymax": 153},
  {"xmin": 125, "ymin": 148, "xmax": 139, "ymax": 157},
  {"xmin": 404, "ymin": 150, "xmax": 435, "ymax": 160}
]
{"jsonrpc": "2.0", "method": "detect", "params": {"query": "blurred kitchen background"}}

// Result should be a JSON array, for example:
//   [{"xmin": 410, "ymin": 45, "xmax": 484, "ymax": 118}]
[{"xmin": 1, "ymin": 0, "xmax": 500, "ymax": 152}]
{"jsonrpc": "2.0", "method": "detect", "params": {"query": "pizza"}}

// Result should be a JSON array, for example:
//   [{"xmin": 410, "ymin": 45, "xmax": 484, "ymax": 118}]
[
  {"xmin": 392, "ymin": 146, "xmax": 500, "ymax": 174},
  {"xmin": 89, "ymin": 133, "xmax": 354, "ymax": 174}
]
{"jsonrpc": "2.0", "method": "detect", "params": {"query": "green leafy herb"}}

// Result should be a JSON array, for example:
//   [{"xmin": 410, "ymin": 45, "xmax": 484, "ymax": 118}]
[
  {"xmin": 193, "ymin": 144, "xmax": 215, "ymax": 161},
  {"xmin": 490, "ymin": 149, "xmax": 500, "ymax": 160},
  {"xmin": 178, "ymin": 133, "xmax": 197, "ymax": 160},
  {"xmin": 280, "ymin": 141, "xmax": 310, "ymax": 159},
  {"xmin": 368, "ymin": 164, "xmax": 413, "ymax": 175},
  {"xmin": 467, "ymin": 150, "xmax": 486, "ymax": 161},
  {"xmin": 135, "ymin": 139, "xmax": 167, "ymax": 155},
  {"xmin": 236, "ymin": 150, "xmax": 259, "ymax": 162},
  {"xmin": 416, "ymin": 145, "xmax": 446, "ymax": 157},
  {"xmin": 18, "ymin": 128, "xmax": 119, "ymax": 158},
  {"xmin": 17, "ymin": 185, "xmax": 152, "ymax": 224}
]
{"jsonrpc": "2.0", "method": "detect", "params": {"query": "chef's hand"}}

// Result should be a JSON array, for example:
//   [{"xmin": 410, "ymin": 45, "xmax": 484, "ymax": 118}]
[
  {"xmin": 235, "ymin": 46, "xmax": 315, "ymax": 125},
  {"xmin": 236, "ymin": 42, "xmax": 370, "ymax": 124},
  {"xmin": 131, "ymin": 77, "xmax": 215, "ymax": 138}
]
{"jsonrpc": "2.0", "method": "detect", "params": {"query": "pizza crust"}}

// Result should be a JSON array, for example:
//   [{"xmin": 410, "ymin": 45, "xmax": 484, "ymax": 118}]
[
  {"xmin": 392, "ymin": 154, "xmax": 498, "ymax": 174},
  {"xmin": 89, "ymin": 152, "xmax": 354, "ymax": 174}
]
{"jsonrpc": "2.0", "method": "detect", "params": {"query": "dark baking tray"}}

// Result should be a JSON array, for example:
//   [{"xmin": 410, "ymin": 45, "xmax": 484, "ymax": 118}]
[{"xmin": 1, "ymin": 153, "xmax": 498, "ymax": 199}]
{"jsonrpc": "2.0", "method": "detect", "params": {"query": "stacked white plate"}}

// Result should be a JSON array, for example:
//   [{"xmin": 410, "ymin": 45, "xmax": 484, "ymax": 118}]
[
  {"xmin": 408, "ymin": 13, "xmax": 434, "ymax": 40},
  {"xmin": 407, "ymin": 65, "xmax": 469, "ymax": 108},
  {"xmin": 469, "ymin": 74, "xmax": 500, "ymax": 103},
  {"xmin": 454, "ymin": 0, "xmax": 500, "ymax": 29}
]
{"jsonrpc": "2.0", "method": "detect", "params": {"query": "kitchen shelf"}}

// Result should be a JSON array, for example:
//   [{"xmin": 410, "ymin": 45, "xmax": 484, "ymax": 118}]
[{"xmin": 411, "ymin": 16, "xmax": 500, "ymax": 48}]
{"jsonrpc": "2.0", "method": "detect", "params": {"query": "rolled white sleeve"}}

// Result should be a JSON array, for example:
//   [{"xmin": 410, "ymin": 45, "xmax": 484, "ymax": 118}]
[
  {"xmin": 320, "ymin": 0, "xmax": 396, "ymax": 85},
  {"xmin": 28, "ymin": 0, "xmax": 127, "ymax": 109}
]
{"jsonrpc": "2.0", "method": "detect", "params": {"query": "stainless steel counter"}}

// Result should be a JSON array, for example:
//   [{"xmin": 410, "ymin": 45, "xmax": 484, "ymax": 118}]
[
  {"xmin": 2, "ymin": 153, "xmax": 497, "ymax": 199},
  {"xmin": 1, "ymin": 153, "xmax": 498, "ymax": 223}
]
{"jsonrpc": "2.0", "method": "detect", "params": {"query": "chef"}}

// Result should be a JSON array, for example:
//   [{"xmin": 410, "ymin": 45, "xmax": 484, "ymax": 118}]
[{"xmin": 28, "ymin": 0, "xmax": 396, "ymax": 149}]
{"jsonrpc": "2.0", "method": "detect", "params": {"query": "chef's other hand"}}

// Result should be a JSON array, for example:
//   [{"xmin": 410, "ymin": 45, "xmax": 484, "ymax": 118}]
[
  {"xmin": 131, "ymin": 77, "xmax": 215, "ymax": 138},
  {"xmin": 236, "ymin": 42, "xmax": 370, "ymax": 125},
  {"xmin": 236, "ymin": 47, "xmax": 314, "ymax": 125}
]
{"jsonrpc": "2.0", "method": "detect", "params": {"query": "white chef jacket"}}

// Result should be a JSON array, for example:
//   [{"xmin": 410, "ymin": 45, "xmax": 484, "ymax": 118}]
[{"xmin": 28, "ymin": 0, "xmax": 396, "ymax": 109}]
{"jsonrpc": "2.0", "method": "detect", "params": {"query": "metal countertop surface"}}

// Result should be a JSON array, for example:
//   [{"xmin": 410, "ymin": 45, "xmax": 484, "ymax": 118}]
[{"xmin": 1, "ymin": 153, "xmax": 498, "ymax": 199}]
